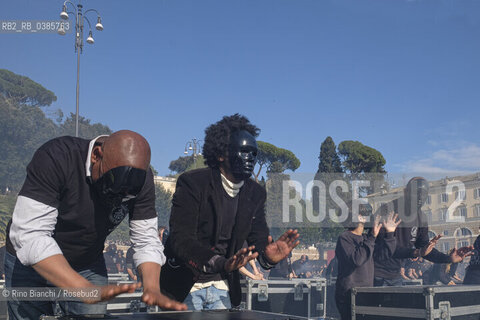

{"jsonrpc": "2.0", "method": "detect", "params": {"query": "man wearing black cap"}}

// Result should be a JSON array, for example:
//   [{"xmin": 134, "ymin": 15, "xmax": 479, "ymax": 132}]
[
  {"xmin": 5, "ymin": 130, "xmax": 186, "ymax": 320},
  {"xmin": 161, "ymin": 114, "xmax": 300, "ymax": 310}
]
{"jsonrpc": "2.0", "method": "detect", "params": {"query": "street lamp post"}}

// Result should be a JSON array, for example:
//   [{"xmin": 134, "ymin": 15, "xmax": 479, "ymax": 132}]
[
  {"xmin": 57, "ymin": 1, "xmax": 103, "ymax": 137},
  {"xmin": 184, "ymin": 139, "xmax": 203, "ymax": 169}
]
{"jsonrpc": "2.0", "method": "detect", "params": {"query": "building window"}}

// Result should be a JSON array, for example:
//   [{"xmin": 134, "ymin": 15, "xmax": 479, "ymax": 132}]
[
  {"xmin": 428, "ymin": 231, "xmax": 436, "ymax": 240},
  {"xmin": 444, "ymin": 230, "xmax": 449, "ymax": 236},
  {"xmin": 439, "ymin": 208, "xmax": 448, "ymax": 221},
  {"xmin": 439, "ymin": 193, "xmax": 449, "ymax": 203},
  {"xmin": 474, "ymin": 188, "xmax": 480, "ymax": 199},
  {"xmin": 476, "ymin": 204, "xmax": 480, "ymax": 217},
  {"xmin": 458, "ymin": 240, "xmax": 470, "ymax": 248},
  {"xmin": 455, "ymin": 227, "xmax": 473, "ymax": 237},
  {"xmin": 458, "ymin": 206, "xmax": 467, "ymax": 218},
  {"xmin": 456, "ymin": 190, "xmax": 466, "ymax": 201},
  {"xmin": 443, "ymin": 242, "xmax": 450, "ymax": 252},
  {"xmin": 426, "ymin": 195, "xmax": 431, "ymax": 205}
]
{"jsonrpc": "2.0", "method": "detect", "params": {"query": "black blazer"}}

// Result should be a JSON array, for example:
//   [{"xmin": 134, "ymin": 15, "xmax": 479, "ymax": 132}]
[{"xmin": 160, "ymin": 167, "xmax": 269, "ymax": 306}]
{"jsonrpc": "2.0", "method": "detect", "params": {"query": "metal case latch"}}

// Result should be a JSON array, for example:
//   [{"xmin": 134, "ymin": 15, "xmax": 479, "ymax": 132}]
[
  {"xmin": 258, "ymin": 283, "xmax": 268, "ymax": 302},
  {"xmin": 294, "ymin": 283, "xmax": 304, "ymax": 301},
  {"xmin": 130, "ymin": 300, "xmax": 141, "ymax": 312},
  {"xmin": 439, "ymin": 301, "xmax": 451, "ymax": 320}
]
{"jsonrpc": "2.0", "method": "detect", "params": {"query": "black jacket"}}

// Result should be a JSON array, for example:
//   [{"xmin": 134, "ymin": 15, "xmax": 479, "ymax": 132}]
[
  {"xmin": 160, "ymin": 167, "xmax": 269, "ymax": 306},
  {"xmin": 374, "ymin": 197, "xmax": 450, "ymax": 279}
]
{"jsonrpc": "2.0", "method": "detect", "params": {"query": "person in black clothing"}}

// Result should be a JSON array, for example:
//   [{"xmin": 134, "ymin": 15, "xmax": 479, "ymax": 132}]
[
  {"xmin": 292, "ymin": 254, "xmax": 309, "ymax": 278},
  {"xmin": 464, "ymin": 234, "xmax": 480, "ymax": 284},
  {"xmin": 160, "ymin": 114, "xmax": 300, "ymax": 310},
  {"xmin": 374, "ymin": 177, "xmax": 472, "ymax": 286},
  {"xmin": 115, "ymin": 250, "xmax": 126, "ymax": 274},
  {"xmin": 269, "ymin": 252, "xmax": 296, "ymax": 279},
  {"xmin": 125, "ymin": 244, "xmax": 138, "ymax": 281},
  {"xmin": 325, "ymin": 256, "xmax": 338, "ymax": 278},
  {"xmin": 335, "ymin": 210, "xmax": 400, "ymax": 320},
  {"xmin": 5, "ymin": 131, "xmax": 186, "ymax": 320},
  {"xmin": 0, "ymin": 244, "xmax": 5, "ymax": 279}
]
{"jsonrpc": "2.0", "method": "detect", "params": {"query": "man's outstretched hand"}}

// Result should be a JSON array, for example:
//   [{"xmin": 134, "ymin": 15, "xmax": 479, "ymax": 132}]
[
  {"xmin": 142, "ymin": 288, "xmax": 188, "ymax": 311},
  {"xmin": 80, "ymin": 283, "xmax": 141, "ymax": 304},
  {"xmin": 224, "ymin": 246, "xmax": 259, "ymax": 273},
  {"xmin": 450, "ymin": 246, "xmax": 474, "ymax": 263},
  {"xmin": 264, "ymin": 229, "xmax": 300, "ymax": 264}
]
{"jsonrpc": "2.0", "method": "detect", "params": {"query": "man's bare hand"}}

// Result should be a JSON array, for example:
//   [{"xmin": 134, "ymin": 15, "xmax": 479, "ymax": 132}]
[
  {"xmin": 142, "ymin": 288, "xmax": 187, "ymax": 311},
  {"xmin": 224, "ymin": 246, "xmax": 259, "ymax": 273},
  {"xmin": 81, "ymin": 282, "xmax": 141, "ymax": 304},
  {"xmin": 418, "ymin": 235, "xmax": 442, "ymax": 257},
  {"xmin": 450, "ymin": 246, "xmax": 474, "ymax": 263},
  {"xmin": 383, "ymin": 212, "xmax": 402, "ymax": 233},
  {"xmin": 264, "ymin": 229, "xmax": 300, "ymax": 264},
  {"xmin": 372, "ymin": 215, "xmax": 382, "ymax": 238}
]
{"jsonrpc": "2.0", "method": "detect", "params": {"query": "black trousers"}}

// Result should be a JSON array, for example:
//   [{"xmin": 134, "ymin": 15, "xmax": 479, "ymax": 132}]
[{"xmin": 335, "ymin": 290, "xmax": 352, "ymax": 320}]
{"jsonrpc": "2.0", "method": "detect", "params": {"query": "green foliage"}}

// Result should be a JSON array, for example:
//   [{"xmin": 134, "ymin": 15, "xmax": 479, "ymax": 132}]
[
  {"xmin": 186, "ymin": 155, "xmax": 207, "ymax": 171},
  {"xmin": 57, "ymin": 113, "xmax": 112, "ymax": 139},
  {"xmin": 169, "ymin": 155, "xmax": 207, "ymax": 176},
  {"xmin": 313, "ymin": 137, "xmax": 345, "ymax": 216},
  {"xmin": 107, "ymin": 219, "xmax": 130, "ymax": 242},
  {"xmin": 265, "ymin": 171, "xmax": 343, "ymax": 246},
  {"xmin": 0, "ymin": 99, "xmax": 58, "ymax": 191},
  {"xmin": 337, "ymin": 140, "xmax": 386, "ymax": 174},
  {"xmin": 150, "ymin": 165, "xmax": 159, "ymax": 176},
  {"xmin": 155, "ymin": 184, "xmax": 173, "ymax": 228},
  {"xmin": 0, "ymin": 69, "xmax": 57, "ymax": 107},
  {"xmin": 0, "ymin": 194, "xmax": 16, "ymax": 214},
  {"xmin": 317, "ymin": 137, "xmax": 343, "ymax": 174},
  {"xmin": 0, "ymin": 70, "xmax": 113, "ymax": 191},
  {"xmin": 0, "ymin": 194, "xmax": 16, "ymax": 241},
  {"xmin": 255, "ymin": 141, "xmax": 301, "ymax": 182},
  {"xmin": 169, "ymin": 156, "xmax": 194, "ymax": 174}
]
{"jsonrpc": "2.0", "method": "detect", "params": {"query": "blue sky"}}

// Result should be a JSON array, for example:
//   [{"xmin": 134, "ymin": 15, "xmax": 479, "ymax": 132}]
[{"xmin": 2, "ymin": 0, "xmax": 480, "ymax": 181}]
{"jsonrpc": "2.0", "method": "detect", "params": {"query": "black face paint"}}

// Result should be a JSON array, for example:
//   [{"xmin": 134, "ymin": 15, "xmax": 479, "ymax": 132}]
[
  {"xmin": 92, "ymin": 166, "xmax": 147, "ymax": 231},
  {"xmin": 227, "ymin": 130, "xmax": 258, "ymax": 180}
]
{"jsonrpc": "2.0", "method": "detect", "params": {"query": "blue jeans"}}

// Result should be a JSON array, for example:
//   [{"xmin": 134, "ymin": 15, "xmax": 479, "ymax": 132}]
[
  {"xmin": 5, "ymin": 252, "xmax": 108, "ymax": 320},
  {"xmin": 184, "ymin": 286, "xmax": 231, "ymax": 310},
  {"xmin": 374, "ymin": 276, "xmax": 404, "ymax": 287}
]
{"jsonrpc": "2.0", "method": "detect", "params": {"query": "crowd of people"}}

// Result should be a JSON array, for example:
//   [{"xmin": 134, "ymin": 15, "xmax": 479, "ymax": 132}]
[
  {"xmin": 3, "ymin": 113, "xmax": 480, "ymax": 320},
  {"xmin": 331, "ymin": 177, "xmax": 479, "ymax": 320},
  {"xmin": 4, "ymin": 115, "xmax": 300, "ymax": 319}
]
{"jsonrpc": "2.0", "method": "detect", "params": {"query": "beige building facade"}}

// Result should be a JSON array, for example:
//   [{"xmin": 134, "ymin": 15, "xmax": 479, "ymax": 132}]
[
  {"xmin": 368, "ymin": 173, "xmax": 480, "ymax": 253},
  {"xmin": 154, "ymin": 176, "xmax": 177, "ymax": 194}
]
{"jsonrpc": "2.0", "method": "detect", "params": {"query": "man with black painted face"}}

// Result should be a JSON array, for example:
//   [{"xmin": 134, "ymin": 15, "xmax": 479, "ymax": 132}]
[
  {"xmin": 161, "ymin": 114, "xmax": 300, "ymax": 310},
  {"xmin": 5, "ymin": 130, "xmax": 186, "ymax": 320}
]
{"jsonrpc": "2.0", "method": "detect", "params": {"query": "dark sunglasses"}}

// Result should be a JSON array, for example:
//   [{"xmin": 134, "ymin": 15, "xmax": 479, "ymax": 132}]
[{"xmin": 99, "ymin": 166, "xmax": 147, "ymax": 198}]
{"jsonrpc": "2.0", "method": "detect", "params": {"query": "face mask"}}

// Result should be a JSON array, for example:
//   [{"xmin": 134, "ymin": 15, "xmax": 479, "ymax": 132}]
[
  {"xmin": 406, "ymin": 178, "xmax": 429, "ymax": 208},
  {"xmin": 93, "ymin": 166, "xmax": 146, "ymax": 203},
  {"xmin": 92, "ymin": 166, "xmax": 146, "ymax": 231},
  {"xmin": 227, "ymin": 130, "xmax": 258, "ymax": 180}
]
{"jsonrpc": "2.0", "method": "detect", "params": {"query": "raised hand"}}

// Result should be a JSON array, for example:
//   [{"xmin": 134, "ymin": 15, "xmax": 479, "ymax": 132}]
[
  {"xmin": 383, "ymin": 212, "xmax": 402, "ymax": 233},
  {"xmin": 372, "ymin": 215, "xmax": 382, "ymax": 237},
  {"xmin": 264, "ymin": 229, "xmax": 300, "ymax": 264},
  {"xmin": 450, "ymin": 246, "xmax": 474, "ymax": 263},
  {"xmin": 417, "ymin": 235, "xmax": 442, "ymax": 257},
  {"xmin": 224, "ymin": 246, "xmax": 259, "ymax": 273}
]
